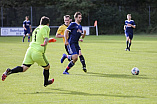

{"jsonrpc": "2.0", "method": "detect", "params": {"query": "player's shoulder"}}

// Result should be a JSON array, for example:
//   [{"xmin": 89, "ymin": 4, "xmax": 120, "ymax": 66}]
[
  {"xmin": 70, "ymin": 22, "xmax": 77, "ymax": 25},
  {"xmin": 23, "ymin": 20, "xmax": 26, "ymax": 23},
  {"xmin": 40, "ymin": 25, "xmax": 50, "ymax": 31}
]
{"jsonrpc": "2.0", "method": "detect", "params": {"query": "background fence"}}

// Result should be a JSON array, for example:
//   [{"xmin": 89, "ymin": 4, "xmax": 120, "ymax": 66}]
[{"xmin": 0, "ymin": 5, "xmax": 157, "ymax": 35}]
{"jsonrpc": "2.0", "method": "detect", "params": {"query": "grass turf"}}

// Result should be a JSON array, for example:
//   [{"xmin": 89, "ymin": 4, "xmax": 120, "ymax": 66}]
[{"xmin": 0, "ymin": 35, "xmax": 157, "ymax": 104}]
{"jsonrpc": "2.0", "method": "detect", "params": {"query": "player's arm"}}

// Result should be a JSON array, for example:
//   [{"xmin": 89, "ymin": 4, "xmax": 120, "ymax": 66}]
[
  {"xmin": 56, "ymin": 26, "xmax": 64, "ymax": 38},
  {"xmin": 127, "ymin": 24, "xmax": 136, "ymax": 28},
  {"xmin": 124, "ymin": 25, "xmax": 126, "ymax": 30},
  {"xmin": 41, "ymin": 37, "xmax": 48, "ymax": 46},
  {"xmin": 29, "ymin": 25, "xmax": 32, "ymax": 32},
  {"xmin": 81, "ymin": 30, "xmax": 86, "ymax": 39},
  {"xmin": 56, "ymin": 33, "xmax": 64, "ymax": 38},
  {"xmin": 23, "ymin": 24, "xmax": 27, "ymax": 30},
  {"xmin": 64, "ymin": 29, "xmax": 69, "ymax": 45}
]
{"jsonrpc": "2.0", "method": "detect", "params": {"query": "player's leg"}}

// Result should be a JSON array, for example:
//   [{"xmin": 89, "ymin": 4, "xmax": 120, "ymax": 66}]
[
  {"xmin": 62, "ymin": 44, "xmax": 78, "ymax": 74},
  {"xmin": 23, "ymin": 30, "xmax": 27, "ymax": 42},
  {"xmin": 2, "ymin": 64, "xmax": 30, "ymax": 81},
  {"xmin": 28, "ymin": 34, "xmax": 30, "ymax": 42},
  {"xmin": 27, "ymin": 29, "xmax": 31, "ymax": 42},
  {"xmin": 79, "ymin": 50, "xmax": 87, "ymax": 72},
  {"xmin": 23, "ymin": 34, "xmax": 26, "ymax": 42},
  {"xmin": 2, "ymin": 48, "xmax": 33, "ymax": 81},
  {"xmin": 61, "ymin": 44, "xmax": 73, "ymax": 63},
  {"xmin": 42, "ymin": 64, "xmax": 54, "ymax": 87},
  {"xmin": 125, "ymin": 33, "xmax": 129, "ymax": 51},
  {"xmin": 65, "ymin": 45, "xmax": 71, "ymax": 61},
  {"xmin": 32, "ymin": 52, "xmax": 54, "ymax": 87},
  {"xmin": 63, "ymin": 54, "xmax": 78, "ymax": 74}
]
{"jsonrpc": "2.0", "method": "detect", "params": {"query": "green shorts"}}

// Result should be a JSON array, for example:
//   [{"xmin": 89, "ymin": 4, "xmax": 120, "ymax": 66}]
[{"xmin": 23, "ymin": 47, "xmax": 49, "ymax": 67}]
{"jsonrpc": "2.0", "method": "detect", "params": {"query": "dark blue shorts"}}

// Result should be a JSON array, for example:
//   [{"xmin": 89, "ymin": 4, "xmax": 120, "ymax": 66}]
[
  {"xmin": 66, "ymin": 43, "xmax": 81, "ymax": 55},
  {"xmin": 24, "ymin": 28, "xmax": 30, "ymax": 35},
  {"xmin": 125, "ymin": 32, "xmax": 133, "ymax": 40}
]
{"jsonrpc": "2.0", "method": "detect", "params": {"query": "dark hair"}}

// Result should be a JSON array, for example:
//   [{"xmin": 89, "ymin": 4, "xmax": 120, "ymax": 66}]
[
  {"xmin": 64, "ymin": 15, "xmax": 70, "ymax": 19},
  {"xmin": 40, "ymin": 16, "xmax": 50, "ymax": 25},
  {"xmin": 74, "ymin": 12, "xmax": 82, "ymax": 18},
  {"xmin": 25, "ymin": 16, "xmax": 29, "ymax": 19}
]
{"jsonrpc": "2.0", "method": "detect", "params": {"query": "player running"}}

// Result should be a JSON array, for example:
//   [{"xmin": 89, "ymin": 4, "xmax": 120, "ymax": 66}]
[
  {"xmin": 124, "ymin": 14, "xmax": 136, "ymax": 51},
  {"xmin": 60, "ymin": 12, "xmax": 86, "ymax": 74},
  {"xmin": 56, "ymin": 15, "xmax": 87, "ymax": 72},
  {"xmin": 2, "ymin": 16, "xmax": 54, "ymax": 87},
  {"xmin": 23, "ymin": 16, "xmax": 32, "ymax": 42}
]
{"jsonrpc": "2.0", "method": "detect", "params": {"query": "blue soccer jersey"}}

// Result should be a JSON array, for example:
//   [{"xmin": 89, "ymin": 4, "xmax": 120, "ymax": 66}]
[
  {"xmin": 125, "ymin": 20, "xmax": 136, "ymax": 33},
  {"xmin": 23, "ymin": 20, "xmax": 31, "ymax": 29},
  {"xmin": 67, "ymin": 22, "xmax": 83, "ymax": 44}
]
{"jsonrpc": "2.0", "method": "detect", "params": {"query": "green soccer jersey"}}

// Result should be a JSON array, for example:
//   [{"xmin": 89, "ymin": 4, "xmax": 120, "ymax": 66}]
[{"xmin": 30, "ymin": 25, "xmax": 50, "ymax": 53}]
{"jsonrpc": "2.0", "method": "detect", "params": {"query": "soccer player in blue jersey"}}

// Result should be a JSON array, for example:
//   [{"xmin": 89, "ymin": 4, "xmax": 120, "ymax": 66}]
[
  {"xmin": 60, "ymin": 12, "xmax": 86, "ymax": 74},
  {"xmin": 56, "ymin": 15, "xmax": 87, "ymax": 72},
  {"xmin": 124, "ymin": 14, "xmax": 136, "ymax": 51},
  {"xmin": 23, "ymin": 16, "xmax": 32, "ymax": 42}
]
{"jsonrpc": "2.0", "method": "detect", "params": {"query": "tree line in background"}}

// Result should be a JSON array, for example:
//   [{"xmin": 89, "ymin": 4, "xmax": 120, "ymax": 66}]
[{"xmin": 0, "ymin": 0, "xmax": 157, "ymax": 34}]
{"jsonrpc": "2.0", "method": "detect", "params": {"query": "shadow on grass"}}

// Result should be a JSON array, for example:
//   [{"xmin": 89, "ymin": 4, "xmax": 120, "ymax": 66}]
[
  {"xmin": 18, "ymin": 88, "xmax": 145, "ymax": 98},
  {"xmin": 73, "ymin": 72, "xmax": 149, "ymax": 79}
]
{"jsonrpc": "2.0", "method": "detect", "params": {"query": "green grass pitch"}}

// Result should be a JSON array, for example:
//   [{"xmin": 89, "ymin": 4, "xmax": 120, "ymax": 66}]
[{"xmin": 0, "ymin": 35, "xmax": 157, "ymax": 104}]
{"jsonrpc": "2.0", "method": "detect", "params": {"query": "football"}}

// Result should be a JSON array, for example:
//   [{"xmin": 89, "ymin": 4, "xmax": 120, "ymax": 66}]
[{"xmin": 131, "ymin": 67, "xmax": 139, "ymax": 75}]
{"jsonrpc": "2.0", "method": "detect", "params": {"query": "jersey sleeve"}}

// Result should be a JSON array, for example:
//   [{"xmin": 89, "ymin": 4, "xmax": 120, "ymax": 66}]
[
  {"xmin": 125, "ymin": 20, "xmax": 127, "ymax": 25},
  {"xmin": 132, "ymin": 21, "xmax": 136, "ymax": 26},
  {"xmin": 67, "ymin": 22, "xmax": 75, "ymax": 32},
  {"xmin": 29, "ymin": 21, "xmax": 31, "ymax": 25},
  {"xmin": 23, "ymin": 21, "xmax": 26, "ymax": 25},
  {"xmin": 57, "ymin": 26, "xmax": 63, "ymax": 34}
]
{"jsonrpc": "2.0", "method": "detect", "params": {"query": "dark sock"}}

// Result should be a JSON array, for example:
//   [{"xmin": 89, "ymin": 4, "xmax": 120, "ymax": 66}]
[
  {"xmin": 126, "ymin": 41, "xmax": 129, "ymax": 48},
  {"xmin": 11, "ymin": 66, "xmax": 23, "ymax": 73},
  {"xmin": 43, "ymin": 69, "xmax": 49, "ymax": 85},
  {"xmin": 23, "ymin": 35, "xmax": 25, "ymax": 42},
  {"xmin": 28, "ymin": 36, "xmax": 30, "ymax": 42},
  {"xmin": 79, "ymin": 55, "xmax": 86, "ymax": 67},
  {"xmin": 129, "ymin": 43, "xmax": 131, "ymax": 48},
  {"xmin": 65, "ymin": 61, "xmax": 74, "ymax": 72}
]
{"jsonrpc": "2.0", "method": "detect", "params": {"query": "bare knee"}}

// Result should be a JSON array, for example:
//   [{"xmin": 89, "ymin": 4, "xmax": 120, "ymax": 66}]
[
  {"xmin": 43, "ymin": 64, "xmax": 50, "ymax": 70},
  {"xmin": 21, "ymin": 65, "xmax": 29, "ymax": 72},
  {"xmin": 72, "ymin": 54, "xmax": 78, "ymax": 63}
]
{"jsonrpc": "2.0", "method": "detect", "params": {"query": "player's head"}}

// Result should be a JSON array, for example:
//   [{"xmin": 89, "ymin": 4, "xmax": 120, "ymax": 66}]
[
  {"xmin": 64, "ymin": 15, "xmax": 71, "ymax": 25},
  {"xmin": 25, "ymin": 16, "xmax": 29, "ymax": 21},
  {"xmin": 74, "ymin": 12, "xmax": 82, "ymax": 23},
  {"xmin": 127, "ymin": 14, "xmax": 131, "ymax": 20},
  {"xmin": 40, "ymin": 16, "xmax": 50, "ymax": 26}
]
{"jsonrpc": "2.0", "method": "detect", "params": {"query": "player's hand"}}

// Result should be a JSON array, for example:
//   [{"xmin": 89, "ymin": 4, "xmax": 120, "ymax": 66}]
[
  {"xmin": 48, "ymin": 38, "xmax": 56, "ymax": 43},
  {"xmin": 65, "ymin": 41, "xmax": 69, "ymax": 46},
  {"xmin": 84, "ymin": 30, "xmax": 86, "ymax": 35},
  {"xmin": 30, "ymin": 29, "xmax": 32, "ymax": 32},
  {"xmin": 127, "ymin": 24, "xmax": 132, "ymax": 26},
  {"xmin": 41, "ymin": 41, "xmax": 47, "ymax": 47},
  {"xmin": 41, "ymin": 44, "xmax": 46, "ymax": 46},
  {"xmin": 24, "ymin": 28, "xmax": 27, "ymax": 30},
  {"xmin": 79, "ymin": 39, "xmax": 83, "ymax": 42}
]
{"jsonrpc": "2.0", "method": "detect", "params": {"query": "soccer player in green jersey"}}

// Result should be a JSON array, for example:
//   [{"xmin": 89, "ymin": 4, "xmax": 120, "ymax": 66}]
[{"xmin": 2, "ymin": 16, "xmax": 54, "ymax": 87}]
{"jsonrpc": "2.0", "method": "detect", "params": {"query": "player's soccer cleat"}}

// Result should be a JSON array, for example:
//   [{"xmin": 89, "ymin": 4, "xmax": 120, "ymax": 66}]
[
  {"xmin": 128, "ymin": 48, "xmax": 130, "ymax": 51},
  {"xmin": 2, "ymin": 68, "xmax": 11, "ymax": 81},
  {"xmin": 83, "ymin": 67, "xmax": 87, "ymax": 73},
  {"xmin": 61, "ymin": 54, "xmax": 67, "ymax": 63},
  {"xmin": 63, "ymin": 71, "xmax": 69, "ymax": 75},
  {"xmin": 44, "ymin": 78, "xmax": 54, "ymax": 87},
  {"xmin": 48, "ymin": 38, "xmax": 56, "ymax": 43}
]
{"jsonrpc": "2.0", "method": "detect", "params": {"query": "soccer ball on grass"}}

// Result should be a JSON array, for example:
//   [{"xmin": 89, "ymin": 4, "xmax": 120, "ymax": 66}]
[{"xmin": 131, "ymin": 67, "xmax": 139, "ymax": 75}]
